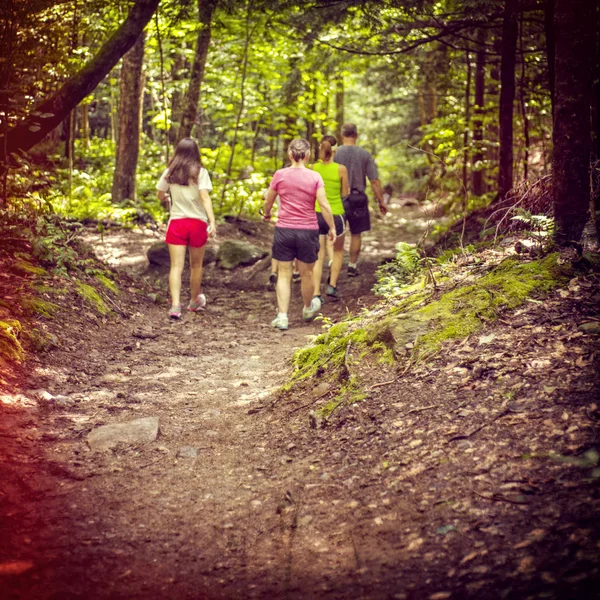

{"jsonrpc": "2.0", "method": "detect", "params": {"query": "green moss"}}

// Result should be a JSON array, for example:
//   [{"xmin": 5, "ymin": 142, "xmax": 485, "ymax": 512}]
[
  {"xmin": 33, "ymin": 284, "xmax": 69, "ymax": 296},
  {"xmin": 0, "ymin": 320, "xmax": 25, "ymax": 362},
  {"xmin": 13, "ymin": 260, "xmax": 48, "ymax": 277},
  {"xmin": 317, "ymin": 375, "xmax": 367, "ymax": 418},
  {"xmin": 76, "ymin": 281, "xmax": 109, "ymax": 315},
  {"xmin": 96, "ymin": 273, "xmax": 119, "ymax": 294},
  {"xmin": 21, "ymin": 297, "xmax": 60, "ymax": 319},
  {"xmin": 288, "ymin": 254, "xmax": 572, "ymax": 391},
  {"xmin": 414, "ymin": 253, "xmax": 570, "ymax": 354}
]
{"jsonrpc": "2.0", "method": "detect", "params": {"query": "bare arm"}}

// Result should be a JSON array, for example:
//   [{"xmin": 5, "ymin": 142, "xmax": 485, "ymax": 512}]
[
  {"xmin": 157, "ymin": 190, "xmax": 170, "ymax": 208},
  {"xmin": 199, "ymin": 189, "xmax": 217, "ymax": 238},
  {"xmin": 316, "ymin": 187, "xmax": 336, "ymax": 243},
  {"xmin": 370, "ymin": 179, "xmax": 387, "ymax": 215},
  {"xmin": 263, "ymin": 188, "xmax": 277, "ymax": 220},
  {"xmin": 338, "ymin": 164, "xmax": 349, "ymax": 197}
]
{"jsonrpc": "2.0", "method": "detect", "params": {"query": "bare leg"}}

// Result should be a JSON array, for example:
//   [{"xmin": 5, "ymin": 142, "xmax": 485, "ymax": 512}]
[
  {"xmin": 188, "ymin": 245, "xmax": 207, "ymax": 300},
  {"xmin": 296, "ymin": 260, "xmax": 315, "ymax": 308},
  {"xmin": 276, "ymin": 260, "xmax": 293, "ymax": 314},
  {"xmin": 168, "ymin": 244, "xmax": 187, "ymax": 307},
  {"xmin": 271, "ymin": 258, "xmax": 278, "ymax": 276},
  {"xmin": 329, "ymin": 233, "xmax": 345, "ymax": 287},
  {"xmin": 326, "ymin": 237, "xmax": 334, "ymax": 265},
  {"xmin": 312, "ymin": 235, "xmax": 327, "ymax": 297},
  {"xmin": 349, "ymin": 233, "xmax": 362, "ymax": 264}
]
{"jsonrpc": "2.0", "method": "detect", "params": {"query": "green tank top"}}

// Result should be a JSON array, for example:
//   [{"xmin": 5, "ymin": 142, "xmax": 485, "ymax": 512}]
[{"xmin": 312, "ymin": 161, "xmax": 344, "ymax": 215}]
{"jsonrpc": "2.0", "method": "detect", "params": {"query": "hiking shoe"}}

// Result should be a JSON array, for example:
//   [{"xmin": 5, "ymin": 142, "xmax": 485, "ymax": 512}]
[
  {"xmin": 326, "ymin": 285, "xmax": 339, "ymax": 300},
  {"xmin": 347, "ymin": 265, "xmax": 360, "ymax": 277},
  {"xmin": 292, "ymin": 272, "xmax": 301, "ymax": 283},
  {"xmin": 267, "ymin": 272, "xmax": 277, "ymax": 291},
  {"xmin": 188, "ymin": 293, "xmax": 206, "ymax": 312},
  {"xmin": 271, "ymin": 314, "xmax": 288, "ymax": 330},
  {"xmin": 169, "ymin": 305, "xmax": 182, "ymax": 319},
  {"xmin": 302, "ymin": 296, "xmax": 322, "ymax": 321}
]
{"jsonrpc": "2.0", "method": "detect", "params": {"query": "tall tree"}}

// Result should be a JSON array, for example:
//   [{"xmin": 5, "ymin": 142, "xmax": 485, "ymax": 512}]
[
  {"xmin": 497, "ymin": 0, "xmax": 519, "ymax": 201},
  {"xmin": 112, "ymin": 33, "xmax": 145, "ymax": 203},
  {"xmin": 4, "ymin": 0, "xmax": 160, "ymax": 155},
  {"xmin": 472, "ymin": 28, "xmax": 487, "ymax": 196},
  {"xmin": 552, "ymin": 0, "xmax": 595, "ymax": 244},
  {"xmin": 178, "ymin": 0, "xmax": 219, "ymax": 142}
]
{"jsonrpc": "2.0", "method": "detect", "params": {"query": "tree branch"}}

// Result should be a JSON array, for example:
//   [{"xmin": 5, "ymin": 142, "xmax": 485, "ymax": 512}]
[{"xmin": 4, "ymin": 0, "xmax": 160, "ymax": 155}]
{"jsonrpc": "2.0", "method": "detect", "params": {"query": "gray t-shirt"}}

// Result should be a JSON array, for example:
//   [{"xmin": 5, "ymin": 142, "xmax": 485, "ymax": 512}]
[{"xmin": 334, "ymin": 145, "xmax": 378, "ymax": 193}]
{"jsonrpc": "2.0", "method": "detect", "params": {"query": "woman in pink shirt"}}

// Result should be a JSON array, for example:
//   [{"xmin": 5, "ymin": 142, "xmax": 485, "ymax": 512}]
[{"xmin": 264, "ymin": 139, "xmax": 336, "ymax": 330}]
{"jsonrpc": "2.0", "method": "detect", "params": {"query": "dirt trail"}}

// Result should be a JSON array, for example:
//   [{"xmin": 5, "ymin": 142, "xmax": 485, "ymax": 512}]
[
  {"xmin": 2, "ymin": 202, "xmax": 443, "ymax": 600},
  {"xmin": 2, "ymin": 201, "xmax": 599, "ymax": 600}
]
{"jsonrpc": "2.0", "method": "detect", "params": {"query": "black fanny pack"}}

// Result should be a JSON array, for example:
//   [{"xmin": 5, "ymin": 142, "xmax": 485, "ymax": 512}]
[{"xmin": 343, "ymin": 189, "xmax": 368, "ymax": 216}]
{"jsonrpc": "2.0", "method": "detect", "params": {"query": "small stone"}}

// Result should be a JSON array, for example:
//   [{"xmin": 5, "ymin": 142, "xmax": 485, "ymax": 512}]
[
  {"xmin": 579, "ymin": 322, "xmax": 600, "ymax": 334},
  {"xmin": 87, "ymin": 417, "xmax": 159, "ymax": 452},
  {"xmin": 177, "ymin": 446, "xmax": 198, "ymax": 458}
]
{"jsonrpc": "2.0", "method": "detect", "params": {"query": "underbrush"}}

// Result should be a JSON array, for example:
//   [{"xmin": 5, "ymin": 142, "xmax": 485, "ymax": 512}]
[
  {"xmin": 0, "ymin": 204, "xmax": 128, "ymax": 375},
  {"xmin": 9, "ymin": 136, "xmax": 273, "ymax": 227}
]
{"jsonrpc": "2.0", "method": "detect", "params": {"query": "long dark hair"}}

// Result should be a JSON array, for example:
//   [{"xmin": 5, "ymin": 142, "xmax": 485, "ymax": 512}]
[
  {"xmin": 166, "ymin": 138, "xmax": 203, "ymax": 185},
  {"xmin": 319, "ymin": 135, "xmax": 337, "ymax": 161}
]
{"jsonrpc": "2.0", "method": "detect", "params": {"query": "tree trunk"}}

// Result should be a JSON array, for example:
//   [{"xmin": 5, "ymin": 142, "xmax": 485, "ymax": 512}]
[
  {"xmin": 497, "ymin": 0, "xmax": 519, "ymax": 201},
  {"xmin": 219, "ymin": 4, "xmax": 252, "ymax": 208},
  {"xmin": 472, "ymin": 28, "xmax": 487, "ymax": 196},
  {"xmin": 81, "ymin": 103, "xmax": 90, "ymax": 148},
  {"xmin": 5, "ymin": 0, "xmax": 160, "ymax": 155},
  {"xmin": 112, "ymin": 33, "xmax": 145, "ymax": 203},
  {"xmin": 553, "ymin": 0, "xmax": 595, "ymax": 245},
  {"xmin": 178, "ymin": 0, "xmax": 219, "ymax": 142},
  {"xmin": 168, "ymin": 52, "xmax": 186, "ymax": 143},
  {"xmin": 335, "ymin": 75, "xmax": 344, "ymax": 138},
  {"xmin": 281, "ymin": 61, "xmax": 303, "ymax": 166},
  {"xmin": 462, "ymin": 45, "xmax": 472, "ymax": 205},
  {"xmin": 518, "ymin": 13, "xmax": 530, "ymax": 181},
  {"xmin": 544, "ymin": 0, "xmax": 556, "ymax": 115}
]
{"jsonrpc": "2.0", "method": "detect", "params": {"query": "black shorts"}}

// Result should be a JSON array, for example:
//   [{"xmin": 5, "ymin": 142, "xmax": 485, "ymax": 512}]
[
  {"xmin": 343, "ymin": 191, "xmax": 371, "ymax": 234},
  {"xmin": 272, "ymin": 227, "xmax": 320, "ymax": 264},
  {"xmin": 317, "ymin": 213, "xmax": 346, "ymax": 237}
]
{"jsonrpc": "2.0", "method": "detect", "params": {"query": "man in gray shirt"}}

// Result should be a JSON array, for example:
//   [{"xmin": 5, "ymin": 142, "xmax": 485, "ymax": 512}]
[{"xmin": 334, "ymin": 123, "xmax": 387, "ymax": 277}]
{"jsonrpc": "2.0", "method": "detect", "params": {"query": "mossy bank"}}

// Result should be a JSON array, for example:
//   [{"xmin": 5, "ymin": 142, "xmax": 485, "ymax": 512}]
[{"xmin": 288, "ymin": 253, "xmax": 576, "ymax": 416}]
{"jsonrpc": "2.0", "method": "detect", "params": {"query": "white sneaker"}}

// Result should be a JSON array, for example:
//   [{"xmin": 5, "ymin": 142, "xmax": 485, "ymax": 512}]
[
  {"xmin": 188, "ymin": 293, "xmax": 206, "ymax": 312},
  {"xmin": 302, "ymin": 296, "xmax": 322, "ymax": 321},
  {"xmin": 271, "ymin": 314, "xmax": 288, "ymax": 330}
]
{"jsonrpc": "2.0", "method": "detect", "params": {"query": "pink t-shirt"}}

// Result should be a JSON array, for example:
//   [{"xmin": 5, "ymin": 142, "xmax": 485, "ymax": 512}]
[{"xmin": 269, "ymin": 167, "xmax": 324, "ymax": 229}]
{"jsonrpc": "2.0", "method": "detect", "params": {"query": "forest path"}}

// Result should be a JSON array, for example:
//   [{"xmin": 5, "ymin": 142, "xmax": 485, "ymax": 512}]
[{"xmin": 2, "ymin": 201, "xmax": 443, "ymax": 600}]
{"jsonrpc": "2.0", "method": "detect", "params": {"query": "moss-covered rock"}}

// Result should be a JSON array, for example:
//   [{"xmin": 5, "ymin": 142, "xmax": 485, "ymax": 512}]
[
  {"xmin": 76, "ymin": 281, "xmax": 109, "ymax": 315},
  {"xmin": 217, "ymin": 240, "xmax": 268, "ymax": 270},
  {"xmin": 0, "ymin": 320, "xmax": 25, "ymax": 363}
]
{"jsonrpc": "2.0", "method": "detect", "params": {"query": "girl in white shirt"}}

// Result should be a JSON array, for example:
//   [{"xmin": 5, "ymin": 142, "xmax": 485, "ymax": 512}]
[{"xmin": 157, "ymin": 138, "xmax": 216, "ymax": 319}]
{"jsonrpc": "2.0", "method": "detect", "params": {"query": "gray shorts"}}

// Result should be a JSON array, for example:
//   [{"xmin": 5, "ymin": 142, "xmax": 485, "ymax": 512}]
[
  {"xmin": 317, "ymin": 213, "xmax": 346, "ymax": 237},
  {"xmin": 272, "ymin": 227, "xmax": 320, "ymax": 263}
]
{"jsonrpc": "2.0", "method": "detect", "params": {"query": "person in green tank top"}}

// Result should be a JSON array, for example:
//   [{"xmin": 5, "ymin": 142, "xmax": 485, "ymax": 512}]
[{"xmin": 312, "ymin": 135, "xmax": 349, "ymax": 301}]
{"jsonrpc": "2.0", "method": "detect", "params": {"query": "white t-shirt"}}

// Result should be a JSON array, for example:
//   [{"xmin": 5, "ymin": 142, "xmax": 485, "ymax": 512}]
[{"xmin": 156, "ymin": 167, "xmax": 213, "ymax": 222}]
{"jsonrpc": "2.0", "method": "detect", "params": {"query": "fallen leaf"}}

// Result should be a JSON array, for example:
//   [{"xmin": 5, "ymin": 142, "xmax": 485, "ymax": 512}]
[
  {"xmin": 460, "ymin": 551, "xmax": 478, "ymax": 564},
  {"xmin": 478, "ymin": 334, "xmax": 496, "ymax": 345}
]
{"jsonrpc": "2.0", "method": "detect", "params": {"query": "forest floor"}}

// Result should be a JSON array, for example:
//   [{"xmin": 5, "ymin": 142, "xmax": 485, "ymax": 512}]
[{"xmin": 1, "ymin": 201, "xmax": 600, "ymax": 600}]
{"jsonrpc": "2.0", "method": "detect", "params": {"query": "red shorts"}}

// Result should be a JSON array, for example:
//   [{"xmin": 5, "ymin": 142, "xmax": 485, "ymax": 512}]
[{"xmin": 165, "ymin": 218, "xmax": 208, "ymax": 248}]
